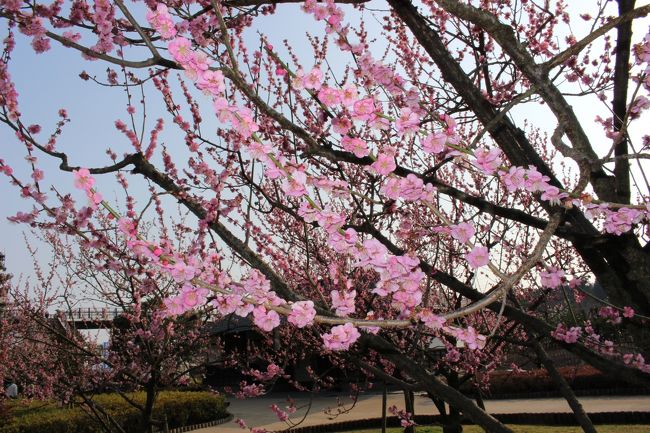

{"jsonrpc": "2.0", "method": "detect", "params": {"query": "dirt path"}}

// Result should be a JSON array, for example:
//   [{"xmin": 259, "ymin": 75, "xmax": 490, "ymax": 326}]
[{"xmin": 195, "ymin": 393, "xmax": 650, "ymax": 433}]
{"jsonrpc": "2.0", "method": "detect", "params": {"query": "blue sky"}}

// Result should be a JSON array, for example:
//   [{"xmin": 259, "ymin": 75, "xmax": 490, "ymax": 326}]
[{"xmin": 0, "ymin": 2, "xmax": 386, "ymax": 286}]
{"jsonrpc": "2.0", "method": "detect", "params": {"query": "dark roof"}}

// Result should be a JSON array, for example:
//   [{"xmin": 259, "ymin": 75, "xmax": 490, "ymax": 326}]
[{"xmin": 203, "ymin": 314, "xmax": 254, "ymax": 335}]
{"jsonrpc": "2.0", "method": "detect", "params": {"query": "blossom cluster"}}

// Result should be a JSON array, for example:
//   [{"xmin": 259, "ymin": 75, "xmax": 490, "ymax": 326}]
[
  {"xmin": 551, "ymin": 323, "xmax": 582, "ymax": 344},
  {"xmin": 72, "ymin": 168, "xmax": 103, "ymax": 208}
]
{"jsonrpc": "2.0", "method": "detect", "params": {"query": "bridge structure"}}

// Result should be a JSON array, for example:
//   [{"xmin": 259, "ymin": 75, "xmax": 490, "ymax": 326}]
[
  {"xmin": 3, "ymin": 306, "xmax": 254, "ymax": 332},
  {"xmin": 58, "ymin": 307, "xmax": 122, "ymax": 330}
]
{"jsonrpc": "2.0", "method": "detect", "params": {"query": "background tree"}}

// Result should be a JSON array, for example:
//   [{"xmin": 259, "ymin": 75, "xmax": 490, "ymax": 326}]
[{"xmin": 1, "ymin": 225, "xmax": 218, "ymax": 433}]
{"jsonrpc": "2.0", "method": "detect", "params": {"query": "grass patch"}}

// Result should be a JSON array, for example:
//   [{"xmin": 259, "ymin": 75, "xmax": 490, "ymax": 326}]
[{"xmin": 341, "ymin": 426, "xmax": 650, "ymax": 433}]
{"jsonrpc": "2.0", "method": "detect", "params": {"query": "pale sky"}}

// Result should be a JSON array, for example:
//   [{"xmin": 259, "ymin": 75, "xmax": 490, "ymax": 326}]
[{"xmin": 1, "ymin": 0, "xmax": 648, "ymax": 299}]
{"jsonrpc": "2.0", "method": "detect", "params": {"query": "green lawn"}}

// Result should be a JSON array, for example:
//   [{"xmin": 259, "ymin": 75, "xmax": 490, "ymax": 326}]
[{"xmin": 342, "ymin": 426, "xmax": 650, "ymax": 433}]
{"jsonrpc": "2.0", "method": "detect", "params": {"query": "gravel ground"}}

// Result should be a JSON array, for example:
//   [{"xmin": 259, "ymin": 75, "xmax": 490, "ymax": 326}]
[{"xmin": 194, "ymin": 392, "xmax": 650, "ymax": 433}]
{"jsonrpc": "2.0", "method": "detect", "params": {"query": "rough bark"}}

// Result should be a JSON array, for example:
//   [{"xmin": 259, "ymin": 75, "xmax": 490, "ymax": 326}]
[{"xmin": 533, "ymin": 341, "xmax": 598, "ymax": 433}]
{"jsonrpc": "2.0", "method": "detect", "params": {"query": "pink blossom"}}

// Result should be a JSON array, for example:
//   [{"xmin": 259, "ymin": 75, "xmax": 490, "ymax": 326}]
[
  {"xmin": 73, "ymin": 168, "xmax": 95, "ymax": 191},
  {"xmin": 281, "ymin": 170, "xmax": 308, "ymax": 197},
  {"xmin": 598, "ymin": 306, "xmax": 622, "ymax": 324},
  {"xmin": 31, "ymin": 169, "xmax": 44, "ymax": 182},
  {"xmin": 473, "ymin": 147, "xmax": 502, "ymax": 174},
  {"xmin": 381, "ymin": 177, "xmax": 401, "ymax": 200},
  {"xmin": 213, "ymin": 294, "xmax": 243, "ymax": 315},
  {"xmin": 327, "ymin": 228, "xmax": 358, "ymax": 253},
  {"xmin": 270, "ymin": 404, "xmax": 289, "ymax": 422},
  {"xmin": 318, "ymin": 86, "xmax": 342, "ymax": 107},
  {"xmin": 352, "ymin": 98, "xmax": 377, "ymax": 121},
  {"xmin": 604, "ymin": 207, "xmax": 643, "ymax": 235},
  {"xmin": 298, "ymin": 201, "xmax": 319, "ymax": 223},
  {"xmin": 322, "ymin": 323, "xmax": 361, "ymax": 351},
  {"xmin": 231, "ymin": 108, "xmax": 259, "ymax": 139},
  {"xmin": 368, "ymin": 116, "xmax": 390, "ymax": 130},
  {"xmin": 340, "ymin": 84, "xmax": 358, "ymax": 106},
  {"xmin": 302, "ymin": 67, "xmax": 323, "ymax": 90},
  {"xmin": 397, "ymin": 174, "xmax": 426, "ymax": 201},
  {"xmin": 7, "ymin": 211, "xmax": 36, "ymax": 224},
  {"xmin": 265, "ymin": 158, "xmax": 286, "ymax": 179},
  {"xmin": 540, "ymin": 185, "xmax": 568, "ymax": 206},
  {"xmin": 332, "ymin": 116, "xmax": 352, "ymax": 134},
  {"xmin": 168, "ymin": 37, "xmax": 193, "ymax": 63},
  {"xmin": 315, "ymin": 208, "xmax": 346, "ymax": 233},
  {"xmin": 392, "ymin": 288, "xmax": 422, "ymax": 310},
  {"xmin": 540, "ymin": 266, "xmax": 565, "ymax": 289},
  {"xmin": 354, "ymin": 239, "xmax": 389, "ymax": 268},
  {"xmin": 419, "ymin": 310, "xmax": 446, "ymax": 329},
  {"xmin": 197, "ymin": 70, "xmax": 225, "ymax": 96},
  {"xmin": 341, "ymin": 136, "xmax": 370, "ymax": 158},
  {"xmin": 247, "ymin": 141, "xmax": 272, "ymax": 161},
  {"xmin": 180, "ymin": 284, "xmax": 209, "ymax": 309},
  {"xmin": 252, "ymin": 306, "xmax": 281, "ymax": 332},
  {"xmin": 499, "ymin": 166, "xmax": 527, "ymax": 192},
  {"xmin": 331, "ymin": 290, "xmax": 356, "ymax": 316},
  {"xmin": 288, "ymin": 301, "xmax": 316, "ymax": 328},
  {"xmin": 213, "ymin": 97, "xmax": 236, "ymax": 123},
  {"xmin": 147, "ymin": 4, "xmax": 177, "ymax": 40},
  {"xmin": 163, "ymin": 296, "xmax": 185, "ymax": 316},
  {"xmin": 169, "ymin": 260, "xmax": 196, "ymax": 282},
  {"xmin": 249, "ymin": 363, "xmax": 283, "ymax": 381},
  {"xmin": 87, "ymin": 190, "xmax": 103, "ymax": 208},
  {"xmin": 552, "ymin": 324, "xmax": 582, "ymax": 343},
  {"xmin": 422, "ymin": 132, "xmax": 447, "ymax": 154},
  {"xmin": 453, "ymin": 326, "xmax": 486, "ymax": 350},
  {"xmin": 388, "ymin": 405, "xmax": 415, "ymax": 428},
  {"xmin": 395, "ymin": 107, "xmax": 421, "ymax": 136},
  {"xmin": 524, "ymin": 166, "xmax": 551, "ymax": 192},
  {"xmin": 623, "ymin": 306, "xmax": 635, "ymax": 318},
  {"xmin": 326, "ymin": 7, "xmax": 344, "ymax": 30},
  {"xmin": 117, "ymin": 218, "xmax": 137, "ymax": 238},
  {"xmin": 634, "ymin": 33, "xmax": 650, "ymax": 64},
  {"xmin": 312, "ymin": 178, "xmax": 349, "ymax": 197},
  {"xmin": 370, "ymin": 151, "xmax": 396, "ymax": 175},
  {"xmin": 465, "ymin": 246, "xmax": 489, "ymax": 269},
  {"xmin": 450, "ymin": 222, "xmax": 476, "ymax": 244}
]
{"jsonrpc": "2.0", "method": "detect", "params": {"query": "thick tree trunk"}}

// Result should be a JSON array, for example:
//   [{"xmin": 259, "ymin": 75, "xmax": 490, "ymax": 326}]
[
  {"xmin": 612, "ymin": 0, "xmax": 636, "ymax": 204},
  {"xmin": 386, "ymin": 0, "xmax": 650, "ymax": 318},
  {"xmin": 381, "ymin": 382, "xmax": 387, "ymax": 433},
  {"xmin": 533, "ymin": 341, "xmax": 598, "ymax": 433},
  {"xmin": 403, "ymin": 389, "xmax": 415, "ymax": 433},
  {"xmin": 143, "ymin": 380, "xmax": 157, "ymax": 433},
  {"xmin": 363, "ymin": 334, "xmax": 515, "ymax": 433}
]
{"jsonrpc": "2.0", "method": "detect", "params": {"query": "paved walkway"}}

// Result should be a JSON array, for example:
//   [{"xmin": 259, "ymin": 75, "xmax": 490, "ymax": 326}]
[{"xmin": 195, "ymin": 393, "xmax": 650, "ymax": 433}]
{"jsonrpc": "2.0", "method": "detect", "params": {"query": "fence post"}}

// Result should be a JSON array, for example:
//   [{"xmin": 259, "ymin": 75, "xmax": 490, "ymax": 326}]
[{"xmin": 163, "ymin": 414, "xmax": 169, "ymax": 433}]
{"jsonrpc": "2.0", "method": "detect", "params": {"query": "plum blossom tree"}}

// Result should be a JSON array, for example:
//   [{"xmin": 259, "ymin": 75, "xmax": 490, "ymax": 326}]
[
  {"xmin": 1, "ymin": 0, "xmax": 650, "ymax": 432},
  {"xmin": 0, "ymin": 229, "xmax": 217, "ymax": 433}
]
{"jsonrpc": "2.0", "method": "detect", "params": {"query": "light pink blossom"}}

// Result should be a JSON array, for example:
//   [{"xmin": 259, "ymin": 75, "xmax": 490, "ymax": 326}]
[
  {"xmin": 450, "ymin": 222, "xmax": 476, "ymax": 244},
  {"xmin": 465, "ymin": 246, "xmax": 489, "ymax": 269},
  {"xmin": 73, "ymin": 168, "xmax": 95, "ymax": 191},
  {"xmin": 252, "ymin": 306, "xmax": 281, "ymax": 332},
  {"xmin": 322, "ymin": 323, "xmax": 361, "ymax": 351},
  {"xmin": 341, "ymin": 136, "xmax": 370, "ymax": 158},
  {"xmin": 422, "ymin": 132, "xmax": 447, "ymax": 154},
  {"xmin": 331, "ymin": 290, "xmax": 356, "ymax": 316},
  {"xmin": 288, "ymin": 301, "xmax": 316, "ymax": 328},
  {"xmin": 370, "ymin": 151, "xmax": 396, "ymax": 175}
]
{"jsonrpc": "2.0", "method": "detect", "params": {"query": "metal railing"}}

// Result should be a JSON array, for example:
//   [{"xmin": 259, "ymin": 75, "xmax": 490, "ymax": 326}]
[{"xmin": 59, "ymin": 307, "xmax": 121, "ymax": 322}]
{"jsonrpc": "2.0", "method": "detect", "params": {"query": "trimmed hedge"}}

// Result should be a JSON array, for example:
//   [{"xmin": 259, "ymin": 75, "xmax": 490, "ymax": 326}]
[
  {"xmin": 472, "ymin": 365, "xmax": 650, "ymax": 397},
  {"xmin": 1, "ymin": 391, "xmax": 229, "ymax": 433}
]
